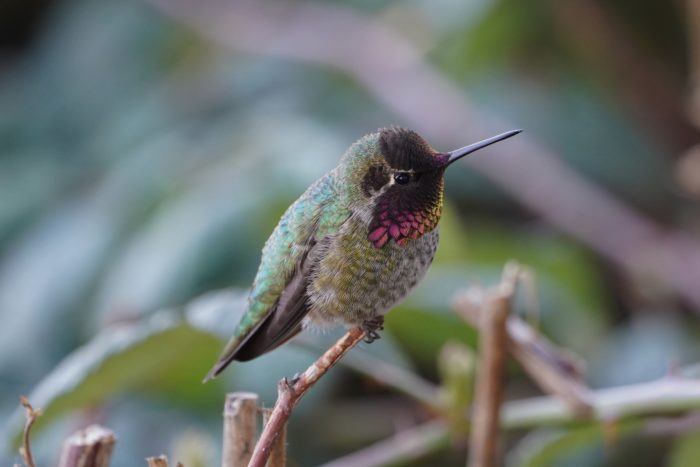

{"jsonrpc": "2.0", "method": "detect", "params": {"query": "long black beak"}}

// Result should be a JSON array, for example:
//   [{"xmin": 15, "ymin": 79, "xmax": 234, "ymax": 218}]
[{"xmin": 446, "ymin": 129, "xmax": 522, "ymax": 166}]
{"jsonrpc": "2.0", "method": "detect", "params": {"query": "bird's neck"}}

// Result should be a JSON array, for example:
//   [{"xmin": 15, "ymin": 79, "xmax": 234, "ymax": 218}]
[{"xmin": 367, "ymin": 179, "xmax": 444, "ymax": 249}]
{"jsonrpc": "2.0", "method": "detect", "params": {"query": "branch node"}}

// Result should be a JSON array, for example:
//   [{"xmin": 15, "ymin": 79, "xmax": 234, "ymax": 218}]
[{"xmin": 247, "ymin": 327, "xmax": 366, "ymax": 467}]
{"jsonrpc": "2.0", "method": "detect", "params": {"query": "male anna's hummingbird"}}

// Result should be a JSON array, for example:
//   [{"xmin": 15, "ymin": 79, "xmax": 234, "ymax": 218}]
[{"xmin": 205, "ymin": 127, "xmax": 520, "ymax": 381}]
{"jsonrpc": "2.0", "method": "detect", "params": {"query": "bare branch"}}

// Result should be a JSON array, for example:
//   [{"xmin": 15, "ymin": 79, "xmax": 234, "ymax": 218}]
[
  {"xmin": 319, "ymin": 420, "xmax": 449, "ymax": 467},
  {"xmin": 248, "ymin": 327, "xmax": 366, "ymax": 467},
  {"xmin": 341, "ymin": 350, "xmax": 441, "ymax": 410},
  {"xmin": 18, "ymin": 396, "xmax": 41, "ymax": 467},
  {"xmin": 453, "ymin": 292, "xmax": 593, "ymax": 417},
  {"xmin": 644, "ymin": 410, "xmax": 700, "ymax": 436},
  {"xmin": 506, "ymin": 317, "xmax": 592, "ymax": 417},
  {"xmin": 262, "ymin": 408, "xmax": 287, "ymax": 467},
  {"xmin": 222, "ymin": 392, "xmax": 259, "ymax": 467},
  {"xmin": 504, "ymin": 376, "xmax": 700, "ymax": 429},
  {"xmin": 454, "ymin": 262, "xmax": 593, "ymax": 418},
  {"xmin": 468, "ymin": 286, "xmax": 511, "ymax": 467},
  {"xmin": 321, "ymin": 373, "xmax": 700, "ymax": 467},
  {"xmin": 57, "ymin": 425, "xmax": 117, "ymax": 467}
]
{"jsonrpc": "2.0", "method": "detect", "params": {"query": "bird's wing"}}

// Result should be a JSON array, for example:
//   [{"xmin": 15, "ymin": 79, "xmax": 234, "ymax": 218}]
[
  {"xmin": 228, "ymin": 223, "xmax": 328, "ymax": 362},
  {"xmin": 204, "ymin": 174, "xmax": 349, "ymax": 381}
]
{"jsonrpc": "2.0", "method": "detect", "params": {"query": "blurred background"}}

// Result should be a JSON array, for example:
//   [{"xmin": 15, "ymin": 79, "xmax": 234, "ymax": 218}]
[{"xmin": 2, "ymin": 0, "xmax": 700, "ymax": 465}]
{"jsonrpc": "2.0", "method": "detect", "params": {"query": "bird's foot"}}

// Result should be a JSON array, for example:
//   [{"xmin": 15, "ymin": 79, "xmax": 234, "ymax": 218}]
[{"xmin": 361, "ymin": 316, "xmax": 384, "ymax": 344}]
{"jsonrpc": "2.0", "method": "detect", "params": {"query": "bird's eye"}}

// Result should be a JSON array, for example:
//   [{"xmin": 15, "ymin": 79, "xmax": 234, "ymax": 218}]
[{"xmin": 394, "ymin": 172, "xmax": 411, "ymax": 185}]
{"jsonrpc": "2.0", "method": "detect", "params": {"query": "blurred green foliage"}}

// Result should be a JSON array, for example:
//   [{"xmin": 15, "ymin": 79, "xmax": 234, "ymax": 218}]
[{"xmin": 1, "ymin": 0, "xmax": 699, "ymax": 466}]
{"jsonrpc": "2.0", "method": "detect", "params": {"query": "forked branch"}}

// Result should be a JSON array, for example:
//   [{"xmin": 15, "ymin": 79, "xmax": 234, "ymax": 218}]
[{"xmin": 247, "ymin": 327, "xmax": 366, "ymax": 467}]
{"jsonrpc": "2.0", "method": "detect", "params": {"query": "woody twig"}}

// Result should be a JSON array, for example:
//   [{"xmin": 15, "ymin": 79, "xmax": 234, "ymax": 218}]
[{"xmin": 247, "ymin": 327, "xmax": 366, "ymax": 467}]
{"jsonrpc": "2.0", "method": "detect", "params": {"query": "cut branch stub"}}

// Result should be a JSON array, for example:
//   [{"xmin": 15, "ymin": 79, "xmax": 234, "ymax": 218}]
[
  {"xmin": 57, "ymin": 425, "xmax": 117, "ymax": 467},
  {"xmin": 145, "ymin": 455, "xmax": 169, "ymax": 467},
  {"xmin": 222, "ymin": 392, "xmax": 259, "ymax": 467}
]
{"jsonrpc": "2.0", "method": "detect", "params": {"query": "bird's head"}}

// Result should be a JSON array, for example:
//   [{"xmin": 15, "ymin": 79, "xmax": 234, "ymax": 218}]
[{"xmin": 339, "ymin": 127, "xmax": 520, "ymax": 248}]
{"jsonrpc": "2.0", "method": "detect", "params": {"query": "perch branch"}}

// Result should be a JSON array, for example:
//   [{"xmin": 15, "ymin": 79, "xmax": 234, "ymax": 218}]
[
  {"xmin": 247, "ymin": 327, "xmax": 366, "ymax": 467},
  {"xmin": 57, "ymin": 425, "xmax": 116, "ymax": 467},
  {"xmin": 293, "ymin": 335, "xmax": 440, "ymax": 408},
  {"xmin": 222, "ymin": 392, "xmax": 259, "ymax": 467},
  {"xmin": 262, "ymin": 408, "xmax": 287, "ymax": 467},
  {"xmin": 18, "ymin": 396, "xmax": 41, "ymax": 467}
]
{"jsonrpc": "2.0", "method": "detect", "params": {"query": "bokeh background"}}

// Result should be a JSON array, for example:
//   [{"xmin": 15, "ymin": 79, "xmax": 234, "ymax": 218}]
[{"xmin": 2, "ymin": 0, "xmax": 700, "ymax": 466}]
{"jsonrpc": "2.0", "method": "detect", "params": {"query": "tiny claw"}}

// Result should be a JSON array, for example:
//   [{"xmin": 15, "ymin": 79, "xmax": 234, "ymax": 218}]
[
  {"xmin": 361, "ymin": 316, "xmax": 384, "ymax": 343},
  {"xmin": 363, "ymin": 330, "xmax": 381, "ymax": 343},
  {"xmin": 290, "ymin": 372, "xmax": 302, "ymax": 385}
]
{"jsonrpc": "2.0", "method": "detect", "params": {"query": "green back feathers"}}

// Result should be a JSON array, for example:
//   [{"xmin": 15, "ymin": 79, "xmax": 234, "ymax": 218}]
[{"xmin": 204, "ymin": 172, "xmax": 350, "ymax": 380}]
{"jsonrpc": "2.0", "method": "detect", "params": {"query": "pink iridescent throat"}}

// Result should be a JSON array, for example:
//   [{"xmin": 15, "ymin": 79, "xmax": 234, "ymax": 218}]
[{"xmin": 367, "ymin": 205, "xmax": 441, "ymax": 248}]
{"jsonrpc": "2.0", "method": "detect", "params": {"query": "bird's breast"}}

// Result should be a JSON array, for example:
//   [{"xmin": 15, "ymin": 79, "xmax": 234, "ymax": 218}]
[{"xmin": 306, "ymin": 217, "xmax": 439, "ymax": 326}]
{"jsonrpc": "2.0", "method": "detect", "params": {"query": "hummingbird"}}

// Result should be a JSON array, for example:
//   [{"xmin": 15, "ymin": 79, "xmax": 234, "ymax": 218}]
[{"xmin": 204, "ymin": 127, "xmax": 520, "ymax": 381}]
